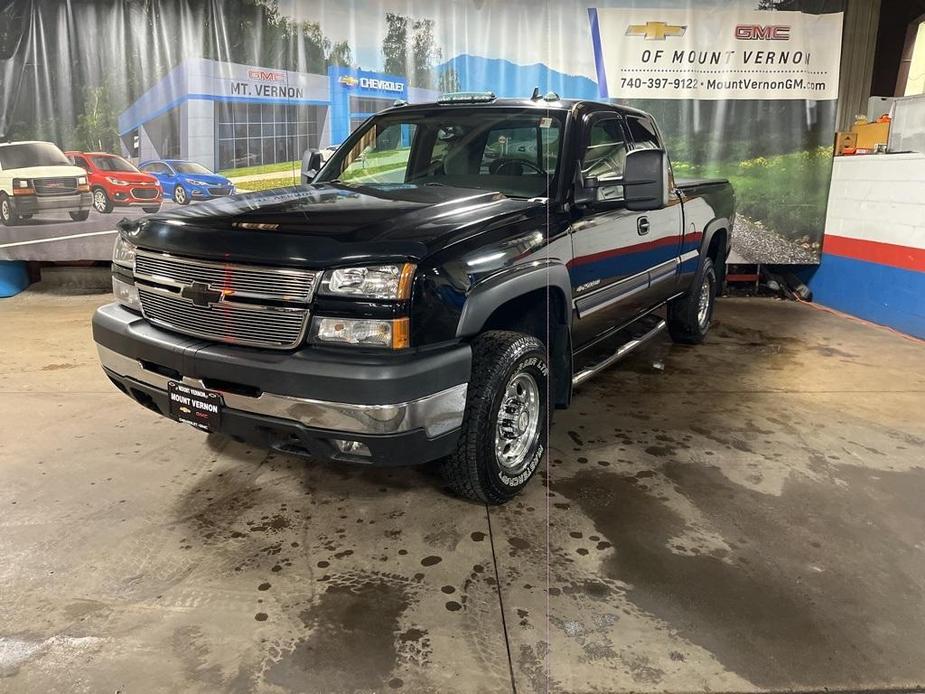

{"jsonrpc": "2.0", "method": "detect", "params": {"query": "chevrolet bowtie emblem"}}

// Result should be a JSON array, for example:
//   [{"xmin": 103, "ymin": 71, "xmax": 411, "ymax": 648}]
[
  {"xmin": 180, "ymin": 282, "xmax": 225, "ymax": 307},
  {"xmin": 626, "ymin": 21, "xmax": 687, "ymax": 40}
]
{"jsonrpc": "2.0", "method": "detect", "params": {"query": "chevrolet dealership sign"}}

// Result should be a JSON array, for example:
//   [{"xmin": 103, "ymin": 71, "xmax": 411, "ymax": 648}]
[
  {"xmin": 337, "ymin": 70, "xmax": 406, "ymax": 95},
  {"xmin": 589, "ymin": 7, "xmax": 842, "ymax": 100}
]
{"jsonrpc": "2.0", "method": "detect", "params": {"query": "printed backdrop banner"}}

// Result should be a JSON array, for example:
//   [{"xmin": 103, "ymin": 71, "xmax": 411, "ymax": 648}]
[
  {"xmin": 0, "ymin": 0, "xmax": 845, "ymax": 265},
  {"xmin": 590, "ymin": 8, "xmax": 843, "ymax": 100}
]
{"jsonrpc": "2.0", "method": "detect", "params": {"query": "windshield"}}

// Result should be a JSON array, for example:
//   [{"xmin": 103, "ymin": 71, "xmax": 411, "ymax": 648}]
[
  {"xmin": 0, "ymin": 142, "xmax": 70, "ymax": 169},
  {"xmin": 174, "ymin": 162, "xmax": 212, "ymax": 175},
  {"xmin": 90, "ymin": 154, "xmax": 139, "ymax": 173},
  {"xmin": 316, "ymin": 107, "xmax": 564, "ymax": 199}
]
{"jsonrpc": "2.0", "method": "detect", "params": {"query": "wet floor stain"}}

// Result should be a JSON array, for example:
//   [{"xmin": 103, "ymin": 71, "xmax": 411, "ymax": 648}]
[
  {"xmin": 555, "ymin": 464, "xmax": 925, "ymax": 689},
  {"xmin": 264, "ymin": 573, "xmax": 414, "ymax": 692}
]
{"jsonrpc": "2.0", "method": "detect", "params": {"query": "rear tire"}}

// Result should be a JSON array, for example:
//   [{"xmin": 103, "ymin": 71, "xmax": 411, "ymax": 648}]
[
  {"xmin": 668, "ymin": 257, "xmax": 716, "ymax": 344},
  {"xmin": 440, "ymin": 331, "xmax": 548, "ymax": 504},
  {"xmin": 0, "ymin": 194, "xmax": 20, "ymax": 226},
  {"xmin": 69, "ymin": 210, "xmax": 90, "ymax": 222}
]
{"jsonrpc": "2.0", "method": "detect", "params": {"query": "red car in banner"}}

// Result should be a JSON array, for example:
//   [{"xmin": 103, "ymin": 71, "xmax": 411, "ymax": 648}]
[{"xmin": 65, "ymin": 151, "xmax": 162, "ymax": 214}]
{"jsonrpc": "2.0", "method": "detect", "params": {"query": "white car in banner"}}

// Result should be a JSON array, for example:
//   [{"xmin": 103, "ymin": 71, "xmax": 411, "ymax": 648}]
[{"xmin": 0, "ymin": 141, "xmax": 93, "ymax": 226}]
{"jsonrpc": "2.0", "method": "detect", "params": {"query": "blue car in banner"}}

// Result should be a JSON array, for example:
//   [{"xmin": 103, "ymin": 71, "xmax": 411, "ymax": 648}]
[{"xmin": 138, "ymin": 159, "xmax": 234, "ymax": 205}]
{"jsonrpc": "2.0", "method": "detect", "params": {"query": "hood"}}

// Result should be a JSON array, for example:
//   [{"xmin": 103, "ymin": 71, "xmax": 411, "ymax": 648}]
[
  {"xmin": 98, "ymin": 170, "xmax": 158, "ymax": 184},
  {"xmin": 176, "ymin": 172, "xmax": 229, "ymax": 185},
  {"xmin": 12, "ymin": 165, "xmax": 88, "ymax": 179},
  {"xmin": 123, "ymin": 182, "xmax": 541, "ymax": 268}
]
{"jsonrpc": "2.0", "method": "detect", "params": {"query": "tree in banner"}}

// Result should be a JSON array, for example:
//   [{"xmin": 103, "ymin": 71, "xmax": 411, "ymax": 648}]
[
  {"xmin": 75, "ymin": 86, "xmax": 119, "ymax": 153},
  {"xmin": 412, "ymin": 18, "xmax": 441, "ymax": 89},
  {"xmin": 328, "ymin": 40, "xmax": 352, "ymax": 67},
  {"xmin": 383, "ymin": 12, "xmax": 443, "ymax": 88},
  {"xmin": 383, "ymin": 12, "xmax": 409, "ymax": 76}
]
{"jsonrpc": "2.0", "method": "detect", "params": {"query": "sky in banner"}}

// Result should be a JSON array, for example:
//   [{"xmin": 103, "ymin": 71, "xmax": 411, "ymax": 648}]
[{"xmin": 274, "ymin": 0, "xmax": 768, "ymax": 83}]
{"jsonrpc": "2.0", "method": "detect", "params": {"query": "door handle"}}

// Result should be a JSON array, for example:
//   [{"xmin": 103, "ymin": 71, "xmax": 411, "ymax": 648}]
[{"xmin": 637, "ymin": 217, "xmax": 650, "ymax": 236}]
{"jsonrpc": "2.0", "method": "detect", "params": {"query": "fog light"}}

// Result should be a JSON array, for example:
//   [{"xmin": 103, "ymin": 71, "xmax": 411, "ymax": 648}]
[
  {"xmin": 333, "ymin": 439, "xmax": 371, "ymax": 457},
  {"xmin": 112, "ymin": 275, "xmax": 141, "ymax": 312}
]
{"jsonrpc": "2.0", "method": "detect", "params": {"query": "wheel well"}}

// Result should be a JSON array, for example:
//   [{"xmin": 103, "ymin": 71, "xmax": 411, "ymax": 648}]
[
  {"xmin": 481, "ymin": 287, "xmax": 566, "ymax": 343},
  {"xmin": 706, "ymin": 228, "xmax": 728, "ymax": 291},
  {"xmin": 480, "ymin": 287, "xmax": 572, "ymax": 408}
]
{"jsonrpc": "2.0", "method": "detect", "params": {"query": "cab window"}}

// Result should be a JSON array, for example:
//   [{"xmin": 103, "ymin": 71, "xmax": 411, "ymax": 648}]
[
  {"xmin": 626, "ymin": 115, "xmax": 660, "ymax": 150},
  {"xmin": 581, "ymin": 117, "xmax": 627, "ymax": 182}
]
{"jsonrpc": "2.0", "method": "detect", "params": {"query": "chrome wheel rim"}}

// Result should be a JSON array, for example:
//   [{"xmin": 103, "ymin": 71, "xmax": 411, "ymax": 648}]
[
  {"xmin": 175, "ymin": 187, "xmax": 185, "ymax": 203},
  {"xmin": 1, "ymin": 199, "xmax": 9, "ymax": 219},
  {"xmin": 93, "ymin": 190, "xmax": 107, "ymax": 211},
  {"xmin": 697, "ymin": 276, "xmax": 712, "ymax": 329},
  {"xmin": 494, "ymin": 371, "xmax": 541, "ymax": 474}
]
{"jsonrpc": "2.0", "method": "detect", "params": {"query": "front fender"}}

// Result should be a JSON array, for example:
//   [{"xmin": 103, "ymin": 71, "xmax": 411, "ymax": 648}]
[{"xmin": 455, "ymin": 260, "xmax": 573, "ymax": 338}]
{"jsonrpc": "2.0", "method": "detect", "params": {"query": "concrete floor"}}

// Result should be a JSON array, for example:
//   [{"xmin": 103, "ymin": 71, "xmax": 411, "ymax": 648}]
[{"xmin": 1, "ymin": 291, "xmax": 924, "ymax": 694}]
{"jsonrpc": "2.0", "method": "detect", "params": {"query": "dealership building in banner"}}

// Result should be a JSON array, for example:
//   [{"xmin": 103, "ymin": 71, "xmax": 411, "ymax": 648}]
[{"xmin": 117, "ymin": 58, "xmax": 438, "ymax": 171}]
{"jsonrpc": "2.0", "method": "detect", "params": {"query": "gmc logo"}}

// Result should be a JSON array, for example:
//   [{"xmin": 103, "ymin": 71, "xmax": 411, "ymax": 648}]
[
  {"xmin": 247, "ymin": 69, "xmax": 286, "ymax": 82},
  {"xmin": 735, "ymin": 24, "xmax": 791, "ymax": 40}
]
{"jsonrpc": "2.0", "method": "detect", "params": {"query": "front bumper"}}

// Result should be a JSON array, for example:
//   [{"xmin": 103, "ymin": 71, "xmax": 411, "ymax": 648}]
[
  {"xmin": 110, "ymin": 186, "xmax": 162, "ymax": 206},
  {"xmin": 190, "ymin": 185, "xmax": 234, "ymax": 200},
  {"xmin": 14, "ymin": 192, "xmax": 92, "ymax": 214},
  {"xmin": 92, "ymin": 303, "xmax": 470, "ymax": 466}
]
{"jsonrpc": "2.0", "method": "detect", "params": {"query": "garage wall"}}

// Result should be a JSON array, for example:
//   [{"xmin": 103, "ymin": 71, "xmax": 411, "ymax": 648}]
[{"xmin": 807, "ymin": 153, "xmax": 925, "ymax": 338}]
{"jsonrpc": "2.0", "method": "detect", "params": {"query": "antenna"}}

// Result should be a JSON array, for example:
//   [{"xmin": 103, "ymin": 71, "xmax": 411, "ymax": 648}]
[{"xmin": 530, "ymin": 87, "xmax": 542, "ymax": 101}]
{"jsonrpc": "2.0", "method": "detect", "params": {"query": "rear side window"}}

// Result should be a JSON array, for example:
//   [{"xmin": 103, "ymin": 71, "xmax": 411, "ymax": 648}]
[
  {"xmin": 581, "ymin": 118, "xmax": 627, "ymax": 181},
  {"xmin": 626, "ymin": 115, "xmax": 660, "ymax": 150},
  {"xmin": 142, "ymin": 163, "xmax": 170, "ymax": 174}
]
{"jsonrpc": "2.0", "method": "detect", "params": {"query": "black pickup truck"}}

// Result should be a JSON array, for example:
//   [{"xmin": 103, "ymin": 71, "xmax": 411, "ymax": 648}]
[{"xmin": 92, "ymin": 93, "xmax": 734, "ymax": 503}]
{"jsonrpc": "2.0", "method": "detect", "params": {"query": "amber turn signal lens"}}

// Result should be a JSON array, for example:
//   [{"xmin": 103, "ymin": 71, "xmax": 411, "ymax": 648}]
[
  {"xmin": 391, "ymin": 317, "xmax": 410, "ymax": 350},
  {"xmin": 397, "ymin": 263, "xmax": 416, "ymax": 300}
]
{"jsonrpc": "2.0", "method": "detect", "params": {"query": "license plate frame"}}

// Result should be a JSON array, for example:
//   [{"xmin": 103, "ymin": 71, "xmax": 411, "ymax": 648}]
[{"xmin": 168, "ymin": 381, "xmax": 223, "ymax": 432}]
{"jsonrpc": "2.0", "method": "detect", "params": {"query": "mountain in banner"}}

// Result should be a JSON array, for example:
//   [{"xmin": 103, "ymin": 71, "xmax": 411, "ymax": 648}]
[{"xmin": 437, "ymin": 54, "xmax": 600, "ymax": 99}]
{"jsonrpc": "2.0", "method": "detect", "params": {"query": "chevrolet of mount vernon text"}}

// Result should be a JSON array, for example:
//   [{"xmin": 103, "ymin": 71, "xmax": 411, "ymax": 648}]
[{"xmin": 92, "ymin": 93, "xmax": 734, "ymax": 503}]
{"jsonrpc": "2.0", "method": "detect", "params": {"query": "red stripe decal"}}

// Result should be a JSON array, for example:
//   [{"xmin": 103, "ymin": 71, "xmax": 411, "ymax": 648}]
[
  {"xmin": 823, "ymin": 235, "xmax": 925, "ymax": 273},
  {"xmin": 571, "ymin": 235, "xmax": 679, "ymax": 267}
]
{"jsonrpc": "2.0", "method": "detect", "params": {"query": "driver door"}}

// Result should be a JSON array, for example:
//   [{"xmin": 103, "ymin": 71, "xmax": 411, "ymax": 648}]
[{"xmin": 569, "ymin": 113, "xmax": 649, "ymax": 349}]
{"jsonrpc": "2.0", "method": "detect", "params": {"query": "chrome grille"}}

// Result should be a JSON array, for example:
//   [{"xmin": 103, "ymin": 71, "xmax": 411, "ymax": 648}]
[
  {"xmin": 134, "ymin": 250, "xmax": 317, "ymax": 302},
  {"xmin": 34, "ymin": 177, "xmax": 78, "ymax": 196},
  {"xmin": 131, "ymin": 187, "xmax": 159, "ymax": 200},
  {"xmin": 138, "ymin": 285, "xmax": 308, "ymax": 349}
]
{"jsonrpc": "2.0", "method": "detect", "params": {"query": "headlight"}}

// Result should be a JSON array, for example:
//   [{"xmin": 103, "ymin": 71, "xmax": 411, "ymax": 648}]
[
  {"xmin": 112, "ymin": 274, "xmax": 141, "ymax": 312},
  {"xmin": 319, "ymin": 263, "xmax": 415, "ymax": 300},
  {"xmin": 77, "ymin": 176, "xmax": 87, "ymax": 185},
  {"xmin": 13, "ymin": 178, "xmax": 30, "ymax": 188},
  {"xmin": 112, "ymin": 235, "xmax": 137, "ymax": 269},
  {"xmin": 310, "ymin": 317, "xmax": 410, "ymax": 349},
  {"xmin": 188, "ymin": 179, "xmax": 209, "ymax": 186},
  {"xmin": 106, "ymin": 176, "xmax": 130, "ymax": 186}
]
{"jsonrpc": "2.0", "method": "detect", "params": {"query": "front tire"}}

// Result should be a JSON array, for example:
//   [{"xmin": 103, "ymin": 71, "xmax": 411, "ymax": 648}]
[
  {"xmin": 668, "ymin": 257, "xmax": 716, "ymax": 344},
  {"xmin": 440, "ymin": 331, "xmax": 548, "ymax": 504},
  {"xmin": 0, "ymin": 194, "xmax": 20, "ymax": 226},
  {"xmin": 173, "ymin": 186, "xmax": 189, "ymax": 205},
  {"xmin": 92, "ymin": 187, "xmax": 113, "ymax": 213},
  {"xmin": 69, "ymin": 210, "xmax": 90, "ymax": 222}
]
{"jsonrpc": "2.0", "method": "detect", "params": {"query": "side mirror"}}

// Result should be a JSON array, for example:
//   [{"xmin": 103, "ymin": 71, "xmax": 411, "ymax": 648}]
[
  {"xmin": 301, "ymin": 148, "xmax": 324, "ymax": 183},
  {"xmin": 623, "ymin": 149, "xmax": 668, "ymax": 212}
]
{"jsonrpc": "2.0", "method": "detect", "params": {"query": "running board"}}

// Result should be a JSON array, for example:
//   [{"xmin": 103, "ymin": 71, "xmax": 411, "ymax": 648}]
[{"xmin": 572, "ymin": 319, "xmax": 667, "ymax": 387}]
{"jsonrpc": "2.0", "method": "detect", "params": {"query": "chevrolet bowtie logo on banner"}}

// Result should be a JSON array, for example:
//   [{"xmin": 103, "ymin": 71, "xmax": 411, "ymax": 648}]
[
  {"xmin": 338, "ymin": 75, "xmax": 359, "ymax": 87},
  {"xmin": 625, "ymin": 21, "xmax": 687, "ymax": 40}
]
